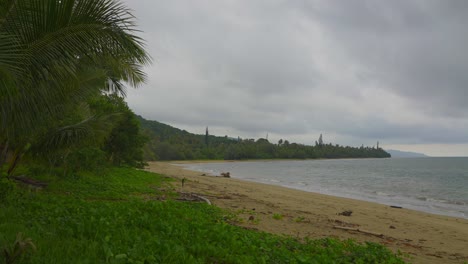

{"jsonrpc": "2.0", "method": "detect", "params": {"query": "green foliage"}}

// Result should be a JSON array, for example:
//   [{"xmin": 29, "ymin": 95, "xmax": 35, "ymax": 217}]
[
  {"xmin": 0, "ymin": 177, "xmax": 15, "ymax": 202},
  {"xmin": 0, "ymin": 0, "xmax": 150, "ymax": 175},
  {"xmin": 17, "ymin": 94, "xmax": 147, "ymax": 176},
  {"xmin": 139, "ymin": 116, "xmax": 391, "ymax": 161},
  {"xmin": 2, "ymin": 233, "xmax": 36, "ymax": 264},
  {"xmin": 63, "ymin": 147, "xmax": 108, "ymax": 173},
  {"xmin": 273, "ymin": 213, "xmax": 284, "ymax": 220},
  {"xmin": 0, "ymin": 0, "xmax": 150, "ymax": 135},
  {"xmin": 0, "ymin": 168, "xmax": 406, "ymax": 264},
  {"xmin": 91, "ymin": 94, "xmax": 148, "ymax": 168}
]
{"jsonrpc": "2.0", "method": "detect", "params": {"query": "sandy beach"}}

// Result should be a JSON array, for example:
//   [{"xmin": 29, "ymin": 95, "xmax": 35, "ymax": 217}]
[{"xmin": 145, "ymin": 161, "xmax": 468, "ymax": 264}]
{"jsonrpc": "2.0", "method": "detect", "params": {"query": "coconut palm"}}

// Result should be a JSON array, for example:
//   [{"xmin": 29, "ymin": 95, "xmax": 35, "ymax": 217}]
[{"xmin": 0, "ymin": 0, "xmax": 150, "ymax": 175}]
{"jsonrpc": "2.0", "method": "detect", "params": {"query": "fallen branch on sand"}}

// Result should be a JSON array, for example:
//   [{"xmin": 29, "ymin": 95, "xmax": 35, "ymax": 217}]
[
  {"xmin": 333, "ymin": 226, "xmax": 384, "ymax": 238},
  {"xmin": 177, "ymin": 192, "xmax": 212, "ymax": 205},
  {"xmin": 192, "ymin": 194, "xmax": 212, "ymax": 205}
]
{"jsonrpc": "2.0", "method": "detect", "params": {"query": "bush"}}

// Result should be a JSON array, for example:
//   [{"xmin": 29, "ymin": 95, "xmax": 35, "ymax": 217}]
[
  {"xmin": 65, "ymin": 147, "xmax": 108, "ymax": 173},
  {"xmin": 0, "ymin": 177, "xmax": 15, "ymax": 203}
]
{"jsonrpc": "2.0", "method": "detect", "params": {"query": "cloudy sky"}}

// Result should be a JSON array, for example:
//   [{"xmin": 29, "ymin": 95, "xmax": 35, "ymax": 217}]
[{"xmin": 123, "ymin": 0, "xmax": 468, "ymax": 157}]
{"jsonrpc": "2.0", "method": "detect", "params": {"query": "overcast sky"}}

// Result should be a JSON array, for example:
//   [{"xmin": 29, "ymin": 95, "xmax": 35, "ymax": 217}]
[{"xmin": 123, "ymin": 0, "xmax": 468, "ymax": 157}]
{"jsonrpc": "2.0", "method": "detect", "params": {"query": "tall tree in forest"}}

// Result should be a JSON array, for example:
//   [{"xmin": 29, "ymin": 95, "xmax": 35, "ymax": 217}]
[{"xmin": 318, "ymin": 134, "xmax": 324, "ymax": 147}]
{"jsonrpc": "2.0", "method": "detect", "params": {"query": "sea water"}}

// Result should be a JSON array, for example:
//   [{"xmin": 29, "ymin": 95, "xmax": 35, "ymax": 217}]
[{"xmin": 178, "ymin": 158, "xmax": 468, "ymax": 219}]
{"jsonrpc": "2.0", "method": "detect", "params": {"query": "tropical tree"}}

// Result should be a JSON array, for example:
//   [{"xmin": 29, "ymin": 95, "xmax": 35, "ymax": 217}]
[
  {"xmin": 95, "ymin": 94, "xmax": 147, "ymax": 168},
  {"xmin": 0, "ymin": 0, "xmax": 150, "ymax": 176}
]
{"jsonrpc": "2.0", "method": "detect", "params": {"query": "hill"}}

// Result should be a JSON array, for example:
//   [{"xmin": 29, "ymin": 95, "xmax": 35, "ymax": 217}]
[{"xmin": 138, "ymin": 116, "xmax": 391, "ymax": 161}]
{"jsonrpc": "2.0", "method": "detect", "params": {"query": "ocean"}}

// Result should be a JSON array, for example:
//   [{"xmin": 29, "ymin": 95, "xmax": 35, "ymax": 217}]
[{"xmin": 178, "ymin": 157, "xmax": 468, "ymax": 219}]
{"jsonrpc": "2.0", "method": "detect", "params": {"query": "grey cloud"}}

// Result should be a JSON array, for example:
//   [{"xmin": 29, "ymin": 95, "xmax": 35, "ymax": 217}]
[{"xmin": 295, "ymin": 1, "xmax": 468, "ymax": 117}]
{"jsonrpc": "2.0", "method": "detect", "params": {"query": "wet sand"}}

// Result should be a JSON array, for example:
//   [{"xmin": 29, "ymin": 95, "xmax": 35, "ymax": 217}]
[{"xmin": 145, "ymin": 161, "xmax": 468, "ymax": 264}]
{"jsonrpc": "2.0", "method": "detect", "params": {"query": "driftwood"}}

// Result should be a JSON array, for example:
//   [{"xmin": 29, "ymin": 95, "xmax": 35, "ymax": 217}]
[
  {"xmin": 333, "ymin": 226, "xmax": 384, "ymax": 238},
  {"xmin": 390, "ymin": 205, "xmax": 402, "ymax": 209},
  {"xmin": 330, "ymin": 219, "xmax": 359, "ymax": 228},
  {"xmin": 337, "ymin": 210, "xmax": 353, "ymax": 216},
  {"xmin": 177, "ymin": 192, "xmax": 212, "ymax": 205},
  {"xmin": 191, "ymin": 194, "xmax": 212, "ymax": 205},
  {"xmin": 220, "ymin": 172, "xmax": 230, "ymax": 178}
]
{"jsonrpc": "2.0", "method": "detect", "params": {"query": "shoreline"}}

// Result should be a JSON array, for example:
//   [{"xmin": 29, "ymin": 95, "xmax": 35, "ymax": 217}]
[
  {"xmin": 145, "ymin": 161, "xmax": 468, "ymax": 264},
  {"xmin": 174, "ymin": 159, "xmax": 468, "ymax": 220}
]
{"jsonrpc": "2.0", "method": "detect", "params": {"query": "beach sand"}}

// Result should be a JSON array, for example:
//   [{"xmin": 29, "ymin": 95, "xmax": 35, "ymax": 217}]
[{"xmin": 145, "ymin": 161, "xmax": 468, "ymax": 264}]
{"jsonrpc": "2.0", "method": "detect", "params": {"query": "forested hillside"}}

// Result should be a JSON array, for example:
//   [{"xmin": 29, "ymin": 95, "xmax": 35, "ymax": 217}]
[{"xmin": 138, "ymin": 117, "xmax": 391, "ymax": 160}]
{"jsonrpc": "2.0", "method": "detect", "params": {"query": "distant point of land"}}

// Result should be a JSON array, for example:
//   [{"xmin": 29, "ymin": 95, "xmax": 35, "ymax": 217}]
[{"xmin": 385, "ymin": 149, "xmax": 429, "ymax": 158}]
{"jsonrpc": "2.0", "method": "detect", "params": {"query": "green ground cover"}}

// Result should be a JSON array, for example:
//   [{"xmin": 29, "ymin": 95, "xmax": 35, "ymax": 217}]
[{"xmin": 0, "ymin": 168, "xmax": 406, "ymax": 263}]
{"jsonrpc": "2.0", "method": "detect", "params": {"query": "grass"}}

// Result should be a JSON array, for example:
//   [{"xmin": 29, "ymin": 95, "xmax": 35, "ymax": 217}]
[
  {"xmin": 272, "ymin": 213, "xmax": 284, "ymax": 220},
  {"xmin": 0, "ymin": 167, "xmax": 407, "ymax": 263},
  {"xmin": 294, "ymin": 216, "xmax": 307, "ymax": 223}
]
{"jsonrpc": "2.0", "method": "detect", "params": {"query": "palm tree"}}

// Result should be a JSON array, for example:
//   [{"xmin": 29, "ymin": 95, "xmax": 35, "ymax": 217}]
[{"xmin": 0, "ymin": 0, "xmax": 150, "ymax": 175}]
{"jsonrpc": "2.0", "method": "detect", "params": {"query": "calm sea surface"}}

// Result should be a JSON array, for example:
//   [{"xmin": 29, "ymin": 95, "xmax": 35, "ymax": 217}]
[{"xmin": 179, "ymin": 158, "xmax": 468, "ymax": 219}]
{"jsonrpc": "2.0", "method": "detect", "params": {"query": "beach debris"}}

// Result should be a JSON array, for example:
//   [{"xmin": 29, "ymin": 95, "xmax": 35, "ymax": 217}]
[
  {"xmin": 201, "ymin": 173, "xmax": 206, "ymax": 176},
  {"xmin": 333, "ymin": 226, "xmax": 384, "ymax": 238},
  {"xmin": 248, "ymin": 215, "xmax": 255, "ymax": 221},
  {"xmin": 220, "ymin": 172, "xmax": 231, "ymax": 178},
  {"xmin": 389, "ymin": 225, "xmax": 396, "ymax": 229},
  {"xmin": 402, "ymin": 243, "xmax": 423, "ymax": 249},
  {"xmin": 331, "ymin": 219, "xmax": 359, "ymax": 228},
  {"xmin": 177, "ymin": 192, "xmax": 212, "ymax": 205},
  {"xmin": 193, "ymin": 194, "xmax": 212, "ymax": 205},
  {"xmin": 337, "ymin": 210, "xmax": 353, "ymax": 216},
  {"xmin": 390, "ymin": 205, "xmax": 402, "ymax": 209},
  {"xmin": 426, "ymin": 253, "xmax": 443, "ymax": 259},
  {"xmin": 181, "ymin": 177, "xmax": 186, "ymax": 187}
]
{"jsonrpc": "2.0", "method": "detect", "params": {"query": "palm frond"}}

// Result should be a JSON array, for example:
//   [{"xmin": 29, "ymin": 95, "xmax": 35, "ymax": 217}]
[
  {"xmin": 0, "ymin": 0, "xmax": 151, "ymax": 145},
  {"xmin": 35, "ymin": 113, "xmax": 120, "ymax": 154}
]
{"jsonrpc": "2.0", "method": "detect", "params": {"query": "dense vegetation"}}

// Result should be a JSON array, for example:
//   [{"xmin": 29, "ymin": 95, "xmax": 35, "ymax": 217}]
[
  {"xmin": 0, "ymin": 167, "xmax": 406, "ymax": 263},
  {"xmin": 139, "ymin": 117, "xmax": 391, "ymax": 161},
  {"xmin": 0, "ymin": 0, "xmax": 149, "ymax": 177}
]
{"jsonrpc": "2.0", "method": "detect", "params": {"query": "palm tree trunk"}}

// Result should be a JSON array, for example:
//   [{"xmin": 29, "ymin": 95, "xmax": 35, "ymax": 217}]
[
  {"xmin": 6, "ymin": 149, "xmax": 20, "ymax": 177},
  {"xmin": 6, "ymin": 143, "xmax": 30, "ymax": 178}
]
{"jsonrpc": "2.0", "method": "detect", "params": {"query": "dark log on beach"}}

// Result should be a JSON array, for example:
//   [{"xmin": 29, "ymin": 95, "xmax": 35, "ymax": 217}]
[
  {"xmin": 337, "ymin": 210, "xmax": 353, "ymax": 216},
  {"xmin": 220, "ymin": 172, "xmax": 230, "ymax": 178},
  {"xmin": 390, "ymin": 206, "xmax": 403, "ymax": 209}
]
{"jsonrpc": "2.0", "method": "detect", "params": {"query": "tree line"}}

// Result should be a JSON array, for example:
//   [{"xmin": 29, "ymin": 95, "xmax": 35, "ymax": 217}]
[{"xmin": 139, "ymin": 117, "xmax": 391, "ymax": 161}]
